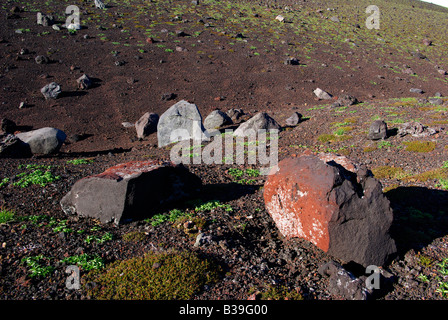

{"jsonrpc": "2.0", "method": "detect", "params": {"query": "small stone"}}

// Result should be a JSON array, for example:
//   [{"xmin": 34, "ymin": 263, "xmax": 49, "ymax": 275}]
[
  {"xmin": 19, "ymin": 102, "xmax": 26, "ymax": 109},
  {"xmin": 52, "ymin": 24, "xmax": 61, "ymax": 31},
  {"xmin": 410, "ymin": 88, "xmax": 424, "ymax": 94},
  {"xmin": 35, "ymin": 55, "xmax": 49, "ymax": 64},
  {"xmin": 314, "ymin": 88, "xmax": 333, "ymax": 100},
  {"xmin": 135, "ymin": 112, "xmax": 159, "ymax": 139},
  {"xmin": 76, "ymin": 74, "xmax": 92, "ymax": 90},
  {"xmin": 285, "ymin": 112, "xmax": 302, "ymax": 126},
  {"xmin": 275, "ymin": 15, "xmax": 285, "ymax": 22},
  {"xmin": 41, "ymin": 82, "xmax": 61, "ymax": 100}
]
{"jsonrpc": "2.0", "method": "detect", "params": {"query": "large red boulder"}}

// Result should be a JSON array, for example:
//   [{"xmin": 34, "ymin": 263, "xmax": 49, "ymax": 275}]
[
  {"xmin": 263, "ymin": 152, "xmax": 396, "ymax": 267},
  {"xmin": 60, "ymin": 160, "xmax": 201, "ymax": 224}
]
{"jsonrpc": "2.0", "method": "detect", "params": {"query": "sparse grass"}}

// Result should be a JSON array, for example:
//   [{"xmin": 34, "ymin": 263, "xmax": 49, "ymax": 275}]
[
  {"xmin": 84, "ymin": 251, "xmax": 220, "ymax": 300},
  {"xmin": 13, "ymin": 164, "xmax": 60, "ymax": 188}
]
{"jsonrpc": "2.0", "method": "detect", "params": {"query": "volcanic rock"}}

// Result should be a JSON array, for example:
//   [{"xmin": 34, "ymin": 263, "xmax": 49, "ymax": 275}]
[
  {"xmin": 233, "ymin": 112, "xmax": 281, "ymax": 137},
  {"xmin": 135, "ymin": 112, "xmax": 159, "ymax": 139},
  {"xmin": 314, "ymin": 88, "xmax": 333, "ymax": 100},
  {"xmin": 41, "ymin": 82, "xmax": 61, "ymax": 100},
  {"xmin": 263, "ymin": 153, "xmax": 397, "ymax": 267},
  {"xmin": 397, "ymin": 121, "xmax": 437, "ymax": 137},
  {"xmin": 15, "ymin": 127, "xmax": 66, "ymax": 155},
  {"xmin": 203, "ymin": 110, "xmax": 233, "ymax": 130},
  {"xmin": 157, "ymin": 100, "xmax": 208, "ymax": 147},
  {"xmin": 285, "ymin": 112, "xmax": 302, "ymax": 126},
  {"xmin": 60, "ymin": 160, "xmax": 202, "ymax": 224},
  {"xmin": 368, "ymin": 120, "xmax": 387, "ymax": 140}
]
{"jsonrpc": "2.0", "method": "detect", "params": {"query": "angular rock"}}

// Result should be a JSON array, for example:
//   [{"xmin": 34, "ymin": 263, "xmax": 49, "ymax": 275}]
[
  {"xmin": 60, "ymin": 160, "xmax": 201, "ymax": 224},
  {"xmin": 233, "ymin": 112, "xmax": 281, "ymax": 137},
  {"xmin": 285, "ymin": 112, "xmax": 302, "ymax": 126},
  {"xmin": 410, "ymin": 88, "xmax": 424, "ymax": 94},
  {"xmin": 263, "ymin": 153, "xmax": 397, "ymax": 267},
  {"xmin": 41, "ymin": 82, "xmax": 61, "ymax": 100},
  {"xmin": 284, "ymin": 57, "xmax": 300, "ymax": 65},
  {"xmin": 368, "ymin": 120, "xmax": 387, "ymax": 140},
  {"xmin": 398, "ymin": 121, "xmax": 437, "ymax": 137},
  {"xmin": 318, "ymin": 261, "xmax": 370, "ymax": 300},
  {"xmin": 15, "ymin": 127, "xmax": 66, "ymax": 155},
  {"xmin": 336, "ymin": 94, "xmax": 358, "ymax": 106},
  {"xmin": 94, "ymin": 0, "xmax": 106, "ymax": 9},
  {"xmin": 76, "ymin": 74, "xmax": 92, "ymax": 90},
  {"xmin": 429, "ymin": 98, "xmax": 443, "ymax": 105},
  {"xmin": 157, "ymin": 100, "xmax": 208, "ymax": 147},
  {"xmin": 1, "ymin": 118, "xmax": 16, "ymax": 134},
  {"xmin": 203, "ymin": 110, "xmax": 233, "ymax": 130},
  {"xmin": 135, "ymin": 112, "xmax": 159, "ymax": 139},
  {"xmin": 0, "ymin": 134, "xmax": 31, "ymax": 158},
  {"xmin": 314, "ymin": 88, "xmax": 333, "ymax": 100},
  {"xmin": 422, "ymin": 38, "xmax": 432, "ymax": 46},
  {"xmin": 226, "ymin": 108, "xmax": 244, "ymax": 123}
]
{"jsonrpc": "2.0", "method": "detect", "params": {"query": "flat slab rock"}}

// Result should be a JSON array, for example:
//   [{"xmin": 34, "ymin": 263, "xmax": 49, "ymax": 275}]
[
  {"xmin": 60, "ymin": 160, "xmax": 201, "ymax": 224},
  {"xmin": 263, "ymin": 151, "xmax": 397, "ymax": 267}
]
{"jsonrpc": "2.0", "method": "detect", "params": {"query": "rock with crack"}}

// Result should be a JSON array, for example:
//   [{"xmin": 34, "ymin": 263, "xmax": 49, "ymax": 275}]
[
  {"xmin": 397, "ymin": 121, "xmax": 437, "ymax": 137},
  {"xmin": 60, "ymin": 160, "xmax": 202, "ymax": 224},
  {"xmin": 15, "ymin": 127, "xmax": 66, "ymax": 155},
  {"xmin": 233, "ymin": 112, "xmax": 281, "ymax": 137},
  {"xmin": 263, "ymin": 152, "xmax": 397, "ymax": 267},
  {"xmin": 157, "ymin": 100, "xmax": 209, "ymax": 147},
  {"xmin": 41, "ymin": 82, "xmax": 61, "ymax": 100},
  {"xmin": 135, "ymin": 112, "xmax": 159, "ymax": 139}
]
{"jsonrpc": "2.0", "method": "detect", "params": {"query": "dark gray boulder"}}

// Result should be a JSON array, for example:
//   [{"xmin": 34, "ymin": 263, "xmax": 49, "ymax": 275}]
[
  {"xmin": 60, "ymin": 160, "xmax": 201, "ymax": 224},
  {"xmin": 233, "ymin": 112, "xmax": 281, "ymax": 137},
  {"xmin": 368, "ymin": 120, "xmax": 387, "ymax": 140},
  {"xmin": 203, "ymin": 110, "xmax": 233, "ymax": 130}
]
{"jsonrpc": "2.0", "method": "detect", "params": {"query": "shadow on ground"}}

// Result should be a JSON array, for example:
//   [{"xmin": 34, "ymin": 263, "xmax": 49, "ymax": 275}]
[{"xmin": 385, "ymin": 186, "xmax": 448, "ymax": 256}]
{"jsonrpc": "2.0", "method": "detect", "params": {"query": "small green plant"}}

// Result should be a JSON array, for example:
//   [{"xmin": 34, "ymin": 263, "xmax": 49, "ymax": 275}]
[
  {"xmin": 13, "ymin": 164, "xmax": 60, "ymax": 187},
  {"xmin": 122, "ymin": 231, "xmax": 147, "ymax": 242},
  {"xmin": 378, "ymin": 141, "xmax": 392, "ymax": 149},
  {"xmin": 66, "ymin": 158, "xmax": 94, "ymax": 165},
  {"xmin": 51, "ymin": 219, "xmax": 73, "ymax": 233},
  {"xmin": 0, "ymin": 178, "xmax": 9, "ymax": 188},
  {"xmin": 0, "ymin": 208, "xmax": 14, "ymax": 224},
  {"xmin": 21, "ymin": 255, "xmax": 54, "ymax": 278},
  {"xmin": 149, "ymin": 209, "xmax": 193, "ymax": 227},
  {"xmin": 60, "ymin": 254, "xmax": 104, "ymax": 271},
  {"xmin": 85, "ymin": 232, "xmax": 113, "ymax": 244},
  {"xmin": 257, "ymin": 285, "xmax": 303, "ymax": 300},
  {"xmin": 194, "ymin": 200, "xmax": 233, "ymax": 213}
]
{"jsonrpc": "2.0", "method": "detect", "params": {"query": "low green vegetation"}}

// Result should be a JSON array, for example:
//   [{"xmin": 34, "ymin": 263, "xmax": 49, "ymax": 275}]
[
  {"xmin": 66, "ymin": 158, "xmax": 94, "ymax": 165},
  {"xmin": 403, "ymin": 141, "xmax": 436, "ymax": 153},
  {"xmin": 60, "ymin": 254, "xmax": 105, "ymax": 271},
  {"xmin": 21, "ymin": 255, "xmax": 54, "ymax": 278},
  {"xmin": 13, "ymin": 164, "xmax": 60, "ymax": 188},
  {"xmin": 228, "ymin": 168, "xmax": 260, "ymax": 185},
  {"xmin": 371, "ymin": 166, "xmax": 410, "ymax": 180},
  {"xmin": 84, "ymin": 251, "xmax": 220, "ymax": 300},
  {"xmin": 0, "ymin": 208, "xmax": 15, "ymax": 224}
]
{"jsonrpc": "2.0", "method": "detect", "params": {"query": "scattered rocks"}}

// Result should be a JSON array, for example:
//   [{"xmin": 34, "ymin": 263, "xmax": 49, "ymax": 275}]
[
  {"xmin": 36, "ymin": 13, "xmax": 54, "ymax": 26},
  {"xmin": 203, "ymin": 110, "xmax": 233, "ymax": 130},
  {"xmin": 161, "ymin": 92, "xmax": 177, "ymax": 101},
  {"xmin": 428, "ymin": 98, "xmax": 443, "ymax": 105},
  {"xmin": 41, "ymin": 82, "xmax": 61, "ymax": 100},
  {"xmin": 60, "ymin": 160, "xmax": 202, "ymax": 224},
  {"xmin": 285, "ymin": 112, "xmax": 302, "ymax": 126},
  {"xmin": 135, "ymin": 112, "xmax": 159, "ymax": 139},
  {"xmin": 157, "ymin": 100, "xmax": 208, "ymax": 147},
  {"xmin": 368, "ymin": 120, "xmax": 388, "ymax": 140},
  {"xmin": 397, "ymin": 122, "xmax": 437, "ymax": 137},
  {"xmin": 313, "ymin": 88, "xmax": 333, "ymax": 100},
  {"xmin": 15, "ymin": 127, "xmax": 66, "ymax": 155},
  {"xmin": 263, "ymin": 153, "xmax": 397, "ymax": 267},
  {"xmin": 233, "ymin": 112, "xmax": 281, "ymax": 137}
]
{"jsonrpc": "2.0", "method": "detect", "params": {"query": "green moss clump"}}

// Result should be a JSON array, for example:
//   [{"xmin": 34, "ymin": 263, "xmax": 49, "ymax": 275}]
[
  {"xmin": 403, "ymin": 168, "xmax": 448, "ymax": 182},
  {"xmin": 122, "ymin": 231, "xmax": 147, "ymax": 243},
  {"xmin": 371, "ymin": 166, "xmax": 409, "ymax": 180},
  {"xmin": 258, "ymin": 285, "xmax": 303, "ymax": 300},
  {"xmin": 403, "ymin": 141, "xmax": 436, "ymax": 152},
  {"xmin": 317, "ymin": 134, "xmax": 336, "ymax": 143},
  {"xmin": 84, "ymin": 251, "xmax": 220, "ymax": 300}
]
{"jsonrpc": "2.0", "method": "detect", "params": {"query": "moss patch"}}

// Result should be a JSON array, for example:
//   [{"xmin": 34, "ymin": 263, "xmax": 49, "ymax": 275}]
[
  {"xmin": 84, "ymin": 251, "xmax": 220, "ymax": 300},
  {"xmin": 403, "ymin": 141, "xmax": 436, "ymax": 152},
  {"xmin": 403, "ymin": 168, "xmax": 448, "ymax": 183},
  {"xmin": 371, "ymin": 166, "xmax": 410, "ymax": 180}
]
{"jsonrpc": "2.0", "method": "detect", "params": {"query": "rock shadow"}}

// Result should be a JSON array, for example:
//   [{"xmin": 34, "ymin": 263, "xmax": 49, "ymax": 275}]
[{"xmin": 385, "ymin": 186, "xmax": 448, "ymax": 256}]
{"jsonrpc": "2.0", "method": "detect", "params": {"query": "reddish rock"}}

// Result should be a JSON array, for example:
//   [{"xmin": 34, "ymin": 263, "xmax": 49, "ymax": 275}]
[
  {"xmin": 60, "ymin": 160, "xmax": 201, "ymax": 224},
  {"xmin": 263, "ymin": 153, "xmax": 396, "ymax": 267}
]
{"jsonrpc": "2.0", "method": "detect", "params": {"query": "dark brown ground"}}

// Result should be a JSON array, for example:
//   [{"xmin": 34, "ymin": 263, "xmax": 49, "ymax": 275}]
[{"xmin": 1, "ymin": 0, "xmax": 448, "ymax": 303}]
